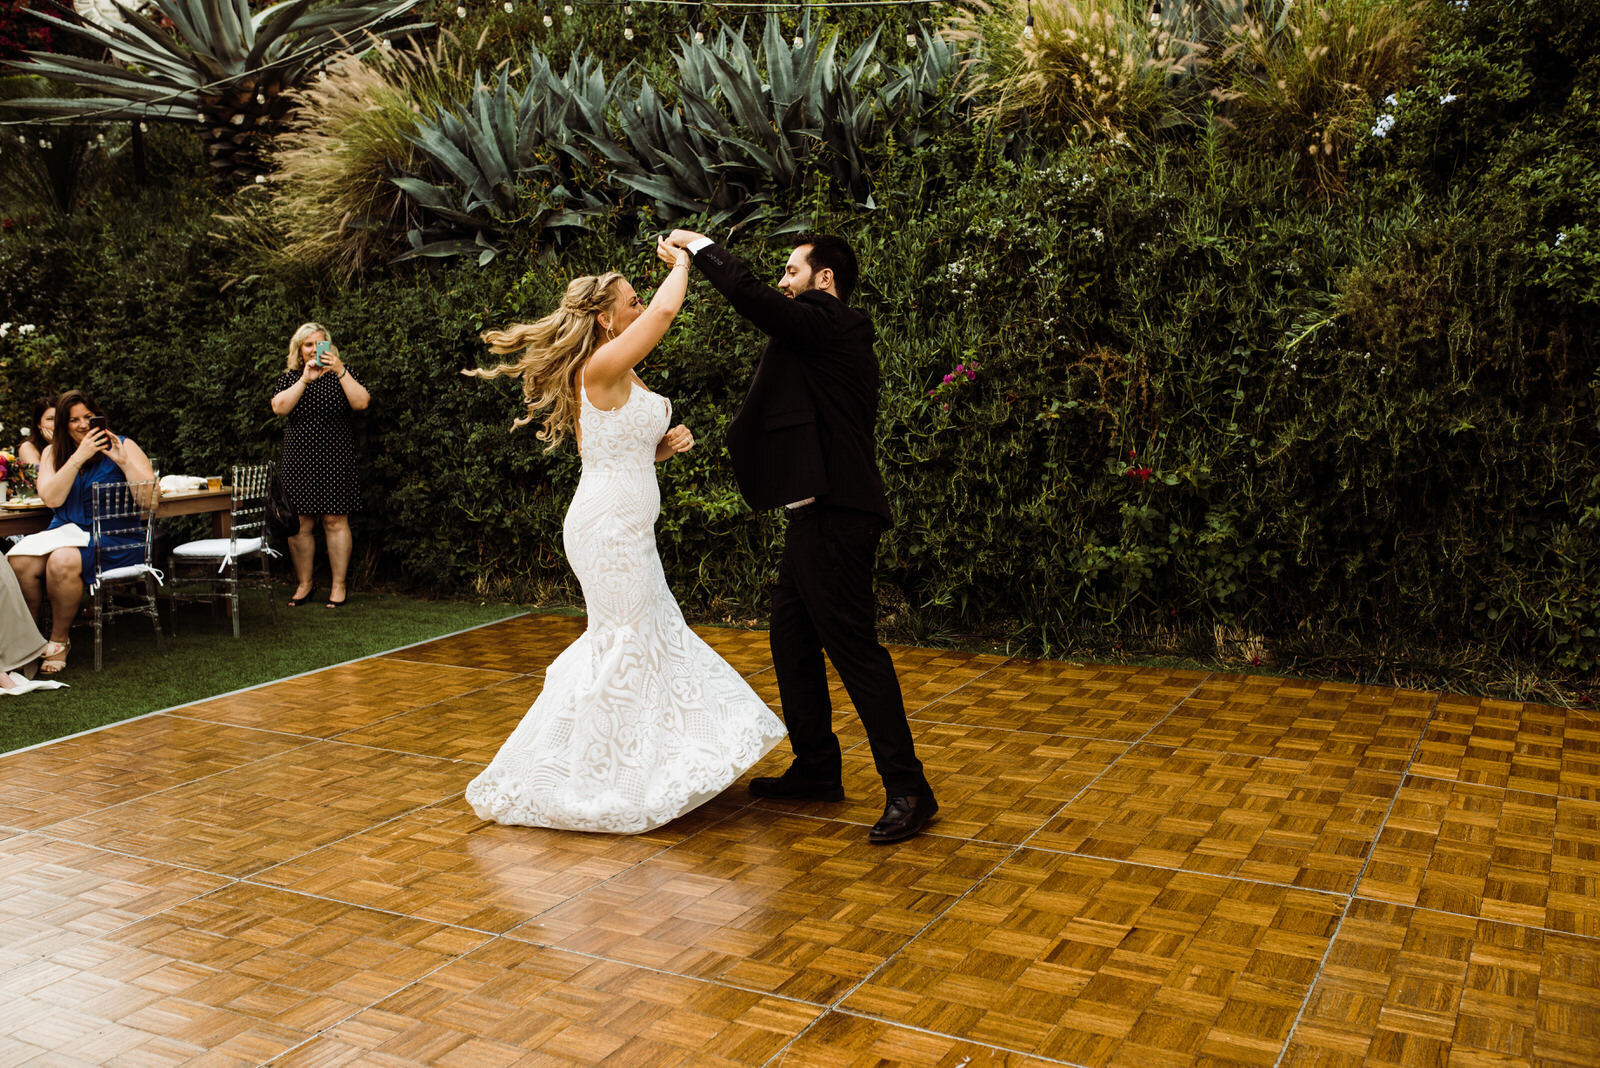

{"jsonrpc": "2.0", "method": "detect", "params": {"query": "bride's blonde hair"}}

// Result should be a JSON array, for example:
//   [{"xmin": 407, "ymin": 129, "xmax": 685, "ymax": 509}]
[{"xmin": 465, "ymin": 272, "xmax": 627, "ymax": 449}]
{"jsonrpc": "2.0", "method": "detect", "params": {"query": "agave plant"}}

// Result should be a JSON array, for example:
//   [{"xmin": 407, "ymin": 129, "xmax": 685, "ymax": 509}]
[
  {"xmin": 394, "ymin": 51, "xmax": 627, "ymax": 262},
  {"xmin": 3, "ymin": 0, "xmax": 429, "ymax": 184},
  {"xmin": 394, "ymin": 16, "xmax": 969, "ymax": 263}
]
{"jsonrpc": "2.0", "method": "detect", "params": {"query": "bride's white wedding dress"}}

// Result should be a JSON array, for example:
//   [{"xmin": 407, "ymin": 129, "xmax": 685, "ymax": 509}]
[{"xmin": 466, "ymin": 376, "xmax": 786, "ymax": 833}]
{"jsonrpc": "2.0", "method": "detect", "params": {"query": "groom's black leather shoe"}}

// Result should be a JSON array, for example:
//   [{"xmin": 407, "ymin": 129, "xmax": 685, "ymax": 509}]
[
  {"xmin": 869, "ymin": 793, "xmax": 939, "ymax": 844},
  {"xmin": 749, "ymin": 766, "xmax": 845, "ymax": 802}
]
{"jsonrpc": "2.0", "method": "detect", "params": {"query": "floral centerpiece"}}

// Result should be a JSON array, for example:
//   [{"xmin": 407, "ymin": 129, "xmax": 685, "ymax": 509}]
[{"xmin": 0, "ymin": 449, "xmax": 37, "ymax": 502}]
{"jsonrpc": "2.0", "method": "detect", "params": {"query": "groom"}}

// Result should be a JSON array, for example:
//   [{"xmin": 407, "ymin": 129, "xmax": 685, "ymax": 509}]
[{"xmin": 666, "ymin": 228, "xmax": 938, "ymax": 843}]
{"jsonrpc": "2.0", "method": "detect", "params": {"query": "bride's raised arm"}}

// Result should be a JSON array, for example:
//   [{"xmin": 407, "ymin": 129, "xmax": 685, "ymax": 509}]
[{"xmin": 584, "ymin": 239, "xmax": 691, "ymax": 390}]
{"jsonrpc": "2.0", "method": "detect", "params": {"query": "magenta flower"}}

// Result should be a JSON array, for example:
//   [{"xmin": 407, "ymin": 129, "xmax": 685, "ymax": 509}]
[{"xmin": 942, "ymin": 373, "xmax": 954, "ymax": 384}]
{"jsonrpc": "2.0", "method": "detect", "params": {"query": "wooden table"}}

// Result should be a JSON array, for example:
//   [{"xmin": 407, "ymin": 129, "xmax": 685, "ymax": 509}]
[{"xmin": 0, "ymin": 487, "xmax": 235, "ymax": 539}]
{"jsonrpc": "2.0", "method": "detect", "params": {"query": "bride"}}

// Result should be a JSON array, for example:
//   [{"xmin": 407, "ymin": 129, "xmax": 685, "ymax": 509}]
[{"xmin": 462, "ymin": 238, "xmax": 786, "ymax": 833}]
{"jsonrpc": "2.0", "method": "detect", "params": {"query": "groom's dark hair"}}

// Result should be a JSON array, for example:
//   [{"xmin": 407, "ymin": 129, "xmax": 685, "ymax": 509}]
[{"xmin": 792, "ymin": 233, "xmax": 859, "ymax": 302}]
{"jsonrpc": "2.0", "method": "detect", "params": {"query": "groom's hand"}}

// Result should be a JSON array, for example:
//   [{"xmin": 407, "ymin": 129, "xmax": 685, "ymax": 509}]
[{"xmin": 666, "ymin": 228, "xmax": 708, "ymax": 249}]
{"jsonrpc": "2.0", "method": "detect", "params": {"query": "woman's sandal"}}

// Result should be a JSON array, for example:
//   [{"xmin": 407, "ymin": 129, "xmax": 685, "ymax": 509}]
[
  {"xmin": 287, "ymin": 590, "xmax": 316, "ymax": 607},
  {"xmin": 40, "ymin": 641, "xmax": 69, "ymax": 674}
]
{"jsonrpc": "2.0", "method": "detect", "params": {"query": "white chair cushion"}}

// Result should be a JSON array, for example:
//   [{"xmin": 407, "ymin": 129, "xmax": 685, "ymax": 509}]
[
  {"xmin": 171, "ymin": 537, "xmax": 263, "ymax": 559},
  {"xmin": 96, "ymin": 564, "xmax": 160, "ymax": 584}
]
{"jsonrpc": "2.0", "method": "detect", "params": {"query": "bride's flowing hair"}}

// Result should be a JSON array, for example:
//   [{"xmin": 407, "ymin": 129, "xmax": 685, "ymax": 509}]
[{"xmin": 466, "ymin": 272, "xmax": 627, "ymax": 450}]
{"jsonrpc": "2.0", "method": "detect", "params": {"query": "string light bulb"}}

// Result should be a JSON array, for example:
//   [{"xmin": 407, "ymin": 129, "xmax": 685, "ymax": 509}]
[
  {"xmin": 543, "ymin": 13, "xmax": 552, "ymax": 24},
  {"xmin": 1023, "ymin": 0, "xmax": 1034, "ymax": 38},
  {"xmin": 563, "ymin": 2, "xmax": 572, "ymax": 11},
  {"xmin": 624, "ymin": 5, "xmax": 634, "ymax": 39},
  {"xmin": 905, "ymin": 24, "xmax": 916, "ymax": 46}
]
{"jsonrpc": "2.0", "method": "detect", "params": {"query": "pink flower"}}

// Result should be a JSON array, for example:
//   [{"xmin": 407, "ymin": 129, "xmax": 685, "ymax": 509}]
[
  {"xmin": 964, "ymin": 367, "xmax": 976, "ymax": 380},
  {"xmin": 942, "ymin": 374, "xmax": 954, "ymax": 384}
]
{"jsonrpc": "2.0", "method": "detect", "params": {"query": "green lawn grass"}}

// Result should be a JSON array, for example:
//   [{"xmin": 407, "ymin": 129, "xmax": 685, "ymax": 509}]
[{"xmin": 1, "ymin": 592, "xmax": 529, "ymax": 753}]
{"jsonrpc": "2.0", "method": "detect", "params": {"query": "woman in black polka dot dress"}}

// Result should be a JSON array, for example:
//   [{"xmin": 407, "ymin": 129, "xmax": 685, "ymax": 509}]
[{"xmin": 270, "ymin": 322, "xmax": 371, "ymax": 608}]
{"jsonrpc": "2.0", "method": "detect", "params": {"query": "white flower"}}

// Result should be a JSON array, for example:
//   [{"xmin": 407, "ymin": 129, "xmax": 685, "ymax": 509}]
[
  {"xmin": 1439, "ymin": 92, "xmax": 1457, "ymax": 104},
  {"xmin": 1370, "ymin": 113, "xmax": 1395, "ymax": 138},
  {"xmin": 1452, "ymin": 0, "xmax": 1467, "ymax": 8},
  {"xmin": 17, "ymin": 324, "xmax": 36, "ymax": 336},
  {"xmin": 0, "ymin": 323, "xmax": 10, "ymax": 338},
  {"xmin": 1384, "ymin": 93, "xmax": 1398, "ymax": 108},
  {"xmin": 1556, "ymin": 231, "xmax": 1568, "ymax": 246},
  {"xmin": 1090, "ymin": 227, "xmax": 1105, "ymax": 243}
]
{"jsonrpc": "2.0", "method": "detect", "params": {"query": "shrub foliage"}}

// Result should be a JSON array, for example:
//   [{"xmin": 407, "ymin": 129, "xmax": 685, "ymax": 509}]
[{"xmin": 3, "ymin": 0, "xmax": 1598, "ymax": 693}]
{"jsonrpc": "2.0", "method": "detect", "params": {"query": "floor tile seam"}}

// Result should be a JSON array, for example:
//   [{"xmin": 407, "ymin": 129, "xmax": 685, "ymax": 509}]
[
  {"xmin": 247, "ymin": 916, "xmax": 505, "ymax": 1068},
  {"xmin": 779, "ymin": 1008, "xmax": 1093, "ymax": 1068},
  {"xmin": 229, "ymin": 873, "xmax": 524, "ymax": 941},
  {"xmin": 1006, "ymin": 843, "xmax": 1359, "ymax": 900},
  {"xmin": 1344, "ymin": 894, "xmax": 1600, "ymax": 944},
  {"xmin": 12, "ymin": 735, "xmax": 332, "ymax": 835},
  {"xmin": 899, "ymin": 655, "xmax": 1023, "ymax": 716},
  {"xmin": 0, "ymin": 611, "xmax": 535, "ymax": 760},
  {"xmin": 4, "ymin": 868, "xmax": 247, "ymax": 969},
  {"xmin": 495, "ymin": 794, "xmax": 769, "ymax": 934},
  {"xmin": 464, "ymin": 927, "xmax": 845, "ymax": 1016},
  {"xmin": 1399, "ymin": 766, "xmax": 1583, "ymax": 801},
  {"xmin": 901, "ymin": 715, "xmax": 1144, "ymax": 748},
  {"xmin": 1270, "ymin": 687, "xmax": 1446, "ymax": 1068},
  {"xmin": 245, "ymin": 792, "xmax": 503, "ymax": 891}
]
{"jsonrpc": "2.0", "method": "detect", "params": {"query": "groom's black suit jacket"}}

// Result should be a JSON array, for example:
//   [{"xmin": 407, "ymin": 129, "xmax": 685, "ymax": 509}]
[{"xmin": 693, "ymin": 242, "xmax": 892, "ymax": 525}]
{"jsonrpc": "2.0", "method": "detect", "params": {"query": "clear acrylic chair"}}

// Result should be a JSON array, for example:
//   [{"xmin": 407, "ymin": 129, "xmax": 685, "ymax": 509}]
[
  {"xmin": 167, "ymin": 463, "xmax": 277, "ymax": 637},
  {"xmin": 90, "ymin": 478, "xmax": 165, "ymax": 671}
]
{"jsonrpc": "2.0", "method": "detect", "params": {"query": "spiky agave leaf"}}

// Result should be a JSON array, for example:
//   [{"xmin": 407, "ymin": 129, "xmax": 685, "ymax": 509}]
[{"xmin": 3, "ymin": 0, "xmax": 429, "ymax": 184}]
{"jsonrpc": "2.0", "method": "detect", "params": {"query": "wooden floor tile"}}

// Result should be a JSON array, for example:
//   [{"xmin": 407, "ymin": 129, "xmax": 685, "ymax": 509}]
[
  {"xmin": 0, "ymin": 835, "xmax": 227, "ymax": 972},
  {"xmin": 752, "ymin": 721, "xmax": 1127, "ymax": 845},
  {"xmin": 884, "ymin": 645, "xmax": 1011, "ymax": 712},
  {"xmin": 1144, "ymin": 675, "xmax": 1433, "ymax": 775},
  {"xmin": 776, "ymin": 1011, "xmax": 1067, "ymax": 1066},
  {"xmin": 331, "ymin": 675, "xmax": 548, "ymax": 763},
  {"xmin": 7, "ymin": 612, "xmax": 1596, "ymax": 1066},
  {"xmin": 1282, "ymin": 897, "xmax": 1600, "ymax": 1067},
  {"xmin": 0, "ymin": 883, "xmax": 489, "ymax": 1067},
  {"xmin": 0, "ymin": 715, "xmax": 308, "ymax": 831},
  {"xmin": 47, "ymin": 741, "xmax": 471, "ymax": 878},
  {"xmin": 177, "ymin": 658, "xmax": 518, "ymax": 737},
  {"xmin": 380, "ymin": 613, "xmax": 586, "ymax": 672},
  {"xmin": 274, "ymin": 939, "xmax": 822, "ymax": 1067},
  {"xmin": 1412, "ymin": 694, "xmax": 1600, "ymax": 800},
  {"xmin": 1356, "ymin": 775, "xmax": 1600, "ymax": 935},
  {"xmin": 252, "ymin": 807, "xmax": 669, "ymax": 934},
  {"xmin": 1030, "ymin": 743, "xmax": 1399, "ymax": 892},
  {"xmin": 913, "ymin": 660, "xmax": 1206, "ymax": 740},
  {"xmin": 511, "ymin": 814, "xmax": 1009, "ymax": 1003},
  {"xmin": 845, "ymin": 849, "xmax": 1345, "ymax": 1066}
]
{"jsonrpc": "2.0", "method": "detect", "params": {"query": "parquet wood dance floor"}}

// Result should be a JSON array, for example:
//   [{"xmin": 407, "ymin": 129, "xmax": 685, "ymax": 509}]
[{"xmin": 1, "ymin": 614, "xmax": 1596, "ymax": 1066}]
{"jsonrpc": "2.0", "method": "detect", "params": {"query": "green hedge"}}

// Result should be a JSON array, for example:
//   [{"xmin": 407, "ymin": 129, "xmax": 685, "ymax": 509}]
[{"xmin": 3, "ymin": 0, "xmax": 1598, "ymax": 689}]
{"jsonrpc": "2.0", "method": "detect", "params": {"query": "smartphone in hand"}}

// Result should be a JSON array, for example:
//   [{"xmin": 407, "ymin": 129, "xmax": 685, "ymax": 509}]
[{"xmin": 314, "ymin": 340, "xmax": 330, "ymax": 367}]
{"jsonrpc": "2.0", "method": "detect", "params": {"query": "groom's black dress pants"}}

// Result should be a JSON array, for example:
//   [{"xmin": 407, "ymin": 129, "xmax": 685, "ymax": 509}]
[{"xmin": 770, "ymin": 503, "xmax": 929, "ymax": 798}]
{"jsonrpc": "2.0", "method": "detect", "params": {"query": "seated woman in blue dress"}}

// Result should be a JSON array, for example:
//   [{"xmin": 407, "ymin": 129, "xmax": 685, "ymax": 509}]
[{"xmin": 6, "ymin": 390, "xmax": 155, "ymax": 674}]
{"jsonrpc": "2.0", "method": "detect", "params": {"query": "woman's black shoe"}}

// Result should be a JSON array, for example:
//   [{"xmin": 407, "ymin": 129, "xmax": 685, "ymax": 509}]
[{"xmin": 869, "ymin": 793, "xmax": 939, "ymax": 843}]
